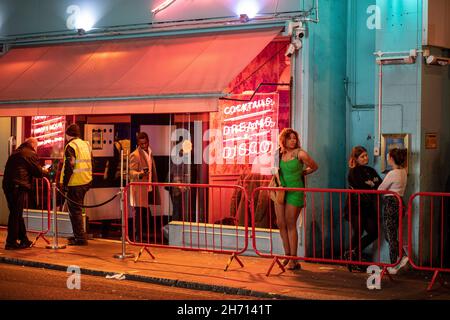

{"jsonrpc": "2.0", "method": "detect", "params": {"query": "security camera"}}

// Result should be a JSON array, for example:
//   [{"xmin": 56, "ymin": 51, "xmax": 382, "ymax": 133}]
[
  {"xmin": 426, "ymin": 55, "xmax": 450, "ymax": 66},
  {"xmin": 285, "ymin": 21, "xmax": 302, "ymax": 36},
  {"xmin": 285, "ymin": 38, "xmax": 303, "ymax": 57},
  {"xmin": 285, "ymin": 43, "xmax": 296, "ymax": 57},
  {"xmin": 292, "ymin": 38, "xmax": 302, "ymax": 50}
]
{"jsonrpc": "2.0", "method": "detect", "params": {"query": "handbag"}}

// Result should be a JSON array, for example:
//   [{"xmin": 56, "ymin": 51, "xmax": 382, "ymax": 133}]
[{"xmin": 269, "ymin": 173, "xmax": 285, "ymax": 205}]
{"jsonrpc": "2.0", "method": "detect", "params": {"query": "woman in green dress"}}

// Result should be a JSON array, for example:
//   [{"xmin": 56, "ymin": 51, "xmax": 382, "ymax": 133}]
[{"xmin": 275, "ymin": 128, "xmax": 318, "ymax": 270}]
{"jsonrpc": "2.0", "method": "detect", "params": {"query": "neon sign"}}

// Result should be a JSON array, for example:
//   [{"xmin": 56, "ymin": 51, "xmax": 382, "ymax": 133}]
[
  {"xmin": 31, "ymin": 116, "xmax": 66, "ymax": 158},
  {"xmin": 219, "ymin": 94, "xmax": 279, "ymax": 163}
]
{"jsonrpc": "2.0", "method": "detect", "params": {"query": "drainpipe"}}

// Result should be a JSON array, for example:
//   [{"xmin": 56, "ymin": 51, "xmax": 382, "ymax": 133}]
[{"xmin": 376, "ymin": 61, "xmax": 383, "ymax": 157}]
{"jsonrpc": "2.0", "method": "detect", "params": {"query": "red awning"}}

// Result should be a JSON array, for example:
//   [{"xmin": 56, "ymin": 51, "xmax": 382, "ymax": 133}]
[{"xmin": 0, "ymin": 28, "xmax": 281, "ymax": 116}]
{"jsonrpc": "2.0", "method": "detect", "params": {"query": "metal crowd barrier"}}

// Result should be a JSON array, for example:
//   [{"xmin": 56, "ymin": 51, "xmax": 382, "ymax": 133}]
[
  {"xmin": 24, "ymin": 177, "xmax": 52, "ymax": 246},
  {"xmin": 407, "ymin": 192, "xmax": 450, "ymax": 291},
  {"xmin": 250, "ymin": 187, "xmax": 404, "ymax": 278},
  {"xmin": 124, "ymin": 182, "xmax": 249, "ymax": 270}
]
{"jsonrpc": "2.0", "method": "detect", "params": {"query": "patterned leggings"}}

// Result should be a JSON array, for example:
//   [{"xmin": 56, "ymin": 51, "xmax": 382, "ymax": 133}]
[{"xmin": 383, "ymin": 196, "xmax": 401, "ymax": 264}]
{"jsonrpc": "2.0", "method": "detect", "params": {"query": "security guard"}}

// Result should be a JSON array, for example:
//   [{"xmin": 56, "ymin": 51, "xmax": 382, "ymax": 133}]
[{"xmin": 60, "ymin": 124, "xmax": 92, "ymax": 246}]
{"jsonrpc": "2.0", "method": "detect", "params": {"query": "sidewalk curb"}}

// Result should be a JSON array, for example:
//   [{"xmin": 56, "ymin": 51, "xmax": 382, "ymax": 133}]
[{"xmin": 0, "ymin": 256, "xmax": 299, "ymax": 300}]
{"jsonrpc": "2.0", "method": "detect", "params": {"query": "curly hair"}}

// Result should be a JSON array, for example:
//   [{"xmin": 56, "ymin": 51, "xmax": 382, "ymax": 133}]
[
  {"xmin": 279, "ymin": 128, "xmax": 300, "ymax": 153},
  {"xmin": 348, "ymin": 146, "xmax": 367, "ymax": 168}
]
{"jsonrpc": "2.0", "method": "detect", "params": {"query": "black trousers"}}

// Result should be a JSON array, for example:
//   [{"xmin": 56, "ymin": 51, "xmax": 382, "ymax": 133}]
[
  {"xmin": 4, "ymin": 186, "xmax": 29, "ymax": 245},
  {"xmin": 67, "ymin": 185, "xmax": 90, "ymax": 241},
  {"xmin": 129, "ymin": 207, "xmax": 153, "ymax": 243},
  {"xmin": 349, "ymin": 206, "xmax": 379, "ymax": 258}
]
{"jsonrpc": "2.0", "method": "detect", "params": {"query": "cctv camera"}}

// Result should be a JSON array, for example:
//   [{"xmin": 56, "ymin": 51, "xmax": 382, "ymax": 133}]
[
  {"xmin": 426, "ymin": 55, "xmax": 450, "ymax": 66},
  {"xmin": 285, "ymin": 44, "xmax": 296, "ymax": 57},
  {"xmin": 292, "ymin": 39, "xmax": 302, "ymax": 50}
]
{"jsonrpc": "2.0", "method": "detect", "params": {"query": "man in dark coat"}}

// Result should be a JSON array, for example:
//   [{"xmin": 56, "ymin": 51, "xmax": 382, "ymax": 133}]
[{"xmin": 3, "ymin": 137, "xmax": 47, "ymax": 250}]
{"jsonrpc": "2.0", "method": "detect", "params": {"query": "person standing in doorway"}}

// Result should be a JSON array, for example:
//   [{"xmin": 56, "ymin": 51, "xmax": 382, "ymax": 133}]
[
  {"xmin": 129, "ymin": 132, "xmax": 160, "ymax": 242},
  {"xmin": 3, "ymin": 137, "xmax": 48, "ymax": 250},
  {"xmin": 275, "ymin": 128, "xmax": 318, "ymax": 270},
  {"xmin": 60, "ymin": 124, "xmax": 92, "ymax": 246}
]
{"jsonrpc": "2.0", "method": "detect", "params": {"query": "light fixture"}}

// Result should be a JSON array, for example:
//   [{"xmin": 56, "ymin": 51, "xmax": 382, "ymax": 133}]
[
  {"xmin": 152, "ymin": 0, "xmax": 177, "ymax": 15},
  {"xmin": 239, "ymin": 14, "xmax": 250, "ymax": 23},
  {"xmin": 77, "ymin": 28, "xmax": 86, "ymax": 36},
  {"xmin": 426, "ymin": 55, "xmax": 450, "ymax": 66},
  {"xmin": 236, "ymin": 0, "xmax": 259, "ymax": 20},
  {"xmin": 376, "ymin": 56, "xmax": 416, "ymax": 65},
  {"xmin": 375, "ymin": 49, "xmax": 417, "ymax": 65},
  {"xmin": 75, "ymin": 11, "xmax": 95, "ymax": 32}
]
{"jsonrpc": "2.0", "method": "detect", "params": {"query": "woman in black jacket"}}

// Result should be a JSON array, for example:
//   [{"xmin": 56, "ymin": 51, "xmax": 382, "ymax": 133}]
[{"xmin": 344, "ymin": 146, "xmax": 382, "ymax": 266}]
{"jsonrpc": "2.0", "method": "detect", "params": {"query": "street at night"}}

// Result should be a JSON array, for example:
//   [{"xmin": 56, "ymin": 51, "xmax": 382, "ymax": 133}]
[
  {"xmin": 0, "ymin": 0, "xmax": 449, "ymax": 307},
  {"xmin": 0, "ymin": 263, "xmax": 259, "ymax": 300}
]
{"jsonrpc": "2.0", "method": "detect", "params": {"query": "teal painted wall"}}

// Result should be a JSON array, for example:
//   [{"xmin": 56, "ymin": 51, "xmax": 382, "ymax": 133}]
[
  {"xmin": 374, "ymin": 0, "xmax": 423, "ymax": 197},
  {"xmin": 375, "ymin": 0, "xmax": 423, "ymax": 259},
  {"xmin": 347, "ymin": 0, "xmax": 376, "ymax": 167},
  {"xmin": 346, "ymin": 0, "xmax": 424, "ymax": 261},
  {"xmin": 304, "ymin": 0, "xmax": 348, "ymax": 190},
  {"xmin": 301, "ymin": 0, "xmax": 348, "ymax": 257}
]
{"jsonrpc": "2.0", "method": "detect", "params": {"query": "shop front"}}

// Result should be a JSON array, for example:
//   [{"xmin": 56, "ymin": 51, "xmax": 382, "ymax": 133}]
[{"xmin": 0, "ymin": 21, "xmax": 296, "ymax": 242}]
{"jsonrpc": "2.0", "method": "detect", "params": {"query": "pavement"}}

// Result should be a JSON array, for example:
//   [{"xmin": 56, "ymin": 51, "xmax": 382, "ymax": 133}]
[{"xmin": 1, "ymin": 229, "xmax": 450, "ymax": 300}]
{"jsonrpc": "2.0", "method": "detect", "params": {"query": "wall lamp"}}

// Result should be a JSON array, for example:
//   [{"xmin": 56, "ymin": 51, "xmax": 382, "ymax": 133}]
[
  {"xmin": 375, "ymin": 49, "xmax": 417, "ymax": 65},
  {"xmin": 77, "ymin": 28, "xmax": 86, "ymax": 36},
  {"xmin": 239, "ymin": 14, "xmax": 250, "ymax": 23},
  {"xmin": 425, "ymin": 55, "xmax": 450, "ymax": 66}
]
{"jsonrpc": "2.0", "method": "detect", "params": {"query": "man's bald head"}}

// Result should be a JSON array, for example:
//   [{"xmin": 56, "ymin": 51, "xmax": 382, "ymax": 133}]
[{"xmin": 25, "ymin": 137, "xmax": 38, "ymax": 152}]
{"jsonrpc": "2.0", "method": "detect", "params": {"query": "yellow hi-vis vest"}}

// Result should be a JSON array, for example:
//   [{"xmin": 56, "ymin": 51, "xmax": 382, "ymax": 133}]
[{"xmin": 60, "ymin": 138, "xmax": 93, "ymax": 186}]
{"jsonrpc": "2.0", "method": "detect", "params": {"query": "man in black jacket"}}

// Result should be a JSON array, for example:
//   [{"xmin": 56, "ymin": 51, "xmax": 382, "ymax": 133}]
[{"xmin": 3, "ymin": 137, "xmax": 47, "ymax": 250}]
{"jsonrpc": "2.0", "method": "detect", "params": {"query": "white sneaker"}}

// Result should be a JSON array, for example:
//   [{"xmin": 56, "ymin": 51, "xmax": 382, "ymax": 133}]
[
  {"xmin": 387, "ymin": 256, "xmax": 409, "ymax": 275},
  {"xmin": 387, "ymin": 267, "xmax": 398, "ymax": 275},
  {"xmin": 397, "ymin": 256, "xmax": 409, "ymax": 269}
]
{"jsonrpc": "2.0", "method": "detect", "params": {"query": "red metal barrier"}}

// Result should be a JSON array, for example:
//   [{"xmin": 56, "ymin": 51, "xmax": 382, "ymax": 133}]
[
  {"xmin": 124, "ymin": 182, "xmax": 248, "ymax": 271},
  {"xmin": 23, "ymin": 177, "xmax": 52, "ymax": 246},
  {"xmin": 408, "ymin": 192, "xmax": 450, "ymax": 291},
  {"xmin": 251, "ymin": 186, "xmax": 404, "ymax": 277}
]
